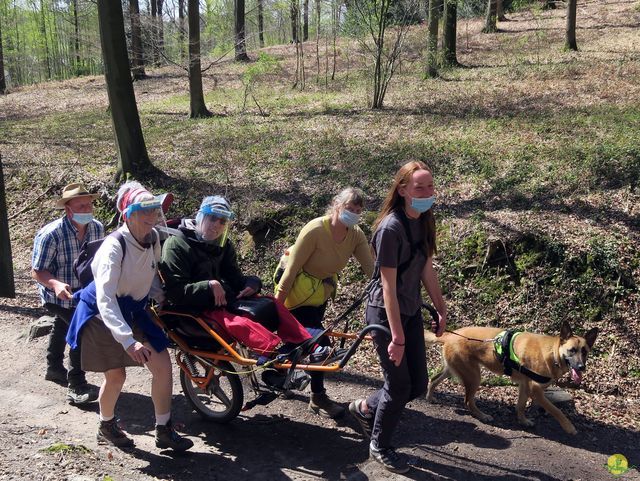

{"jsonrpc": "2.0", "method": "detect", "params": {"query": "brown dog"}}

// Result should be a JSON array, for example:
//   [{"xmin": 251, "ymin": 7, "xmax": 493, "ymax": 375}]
[{"xmin": 425, "ymin": 322, "xmax": 598, "ymax": 434}]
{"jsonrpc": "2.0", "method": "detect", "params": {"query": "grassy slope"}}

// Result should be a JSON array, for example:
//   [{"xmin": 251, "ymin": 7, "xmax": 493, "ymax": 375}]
[{"xmin": 1, "ymin": 0, "xmax": 638, "ymax": 425}]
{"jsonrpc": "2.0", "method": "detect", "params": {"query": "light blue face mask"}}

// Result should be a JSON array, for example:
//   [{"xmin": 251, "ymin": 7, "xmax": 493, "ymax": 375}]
[
  {"xmin": 410, "ymin": 196, "xmax": 435, "ymax": 214},
  {"xmin": 339, "ymin": 209, "xmax": 361, "ymax": 228},
  {"xmin": 69, "ymin": 209, "xmax": 93, "ymax": 225}
]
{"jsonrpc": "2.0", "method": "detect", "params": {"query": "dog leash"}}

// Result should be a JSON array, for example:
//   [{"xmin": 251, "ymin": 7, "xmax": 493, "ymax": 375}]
[{"xmin": 422, "ymin": 303, "xmax": 494, "ymax": 343}]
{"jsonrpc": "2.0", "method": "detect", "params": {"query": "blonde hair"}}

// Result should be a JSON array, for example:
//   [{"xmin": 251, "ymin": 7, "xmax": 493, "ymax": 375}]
[
  {"xmin": 326, "ymin": 187, "xmax": 365, "ymax": 216},
  {"xmin": 374, "ymin": 161, "xmax": 437, "ymax": 258}
]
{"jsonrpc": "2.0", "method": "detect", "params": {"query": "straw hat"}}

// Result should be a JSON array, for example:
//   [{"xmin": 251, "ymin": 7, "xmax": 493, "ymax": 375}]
[{"xmin": 54, "ymin": 183, "xmax": 99, "ymax": 209}]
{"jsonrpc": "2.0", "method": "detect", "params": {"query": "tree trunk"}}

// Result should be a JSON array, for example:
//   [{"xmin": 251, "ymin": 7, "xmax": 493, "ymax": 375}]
[
  {"xmin": 442, "ymin": 0, "xmax": 458, "ymax": 67},
  {"xmin": 315, "ymin": 0, "xmax": 321, "ymax": 80},
  {"xmin": 156, "ymin": 0, "xmax": 164, "ymax": 64},
  {"xmin": 483, "ymin": 0, "xmax": 497, "ymax": 33},
  {"xmin": 130, "ymin": 0, "xmax": 147, "ymax": 80},
  {"xmin": 497, "ymin": 0, "xmax": 506, "ymax": 21},
  {"xmin": 188, "ymin": 0, "xmax": 212, "ymax": 118},
  {"xmin": 291, "ymin": 0, "xmax": 298, "ymax": 43},
  {"xmin": 72, "ymin": 0, "xmax": 81, "ymax": 73},
  {"xmin": 426, "ymin": 0, "xmax": 440, "ymax": 78},
  {"xmin": 96, "ymin": 0, "xmax": 155, "ymax": 179},
  {"xmin": 257, "ymin": 0, "xmax": 265, "ymax": 48},
  {"xmin": 178, "ymin": 0, "xmax": 186, "ymax": 61},
  {"xmin": 565, "ymin": 0, "xmax": 577, "ymax": 51},
  {"xmin": 234, "ymin": 0, "xmax": 250, "ymax": 61},
  {"xmin": 0, "ymin": 155, "xmax": 15, "ymax": 298},
  {"xmin": 150, "ymin": 0, "xmax": 158, "ymax": 65},
  {"xmin": 303, "ymin": 0, "xmax": 309, "ymax": 42},
  {"xmin": 0, "ymin": 15, "xmax": 6, "ymax": 94},
  {"xmin": 40, "ymin": 0, "xmax": 51, "ymax": 79}
]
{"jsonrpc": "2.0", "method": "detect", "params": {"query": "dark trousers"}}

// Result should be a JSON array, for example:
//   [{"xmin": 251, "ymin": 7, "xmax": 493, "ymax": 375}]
[
  {"xmin": 44, "ymin": 303, "xmax": 86, "ymax": 388},
  {"xmin": 365, "ymin": 305, "xmax": 428, "ymax": 449},
  {"xmin": 289, "ymin": 304, "xmax": 329, "ymax": 394}
]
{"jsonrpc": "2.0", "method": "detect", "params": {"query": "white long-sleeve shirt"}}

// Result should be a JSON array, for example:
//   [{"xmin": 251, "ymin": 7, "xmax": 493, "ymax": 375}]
[{"xmin": 91, "ymin": 224, "xmax": 165, "ymax": 350}]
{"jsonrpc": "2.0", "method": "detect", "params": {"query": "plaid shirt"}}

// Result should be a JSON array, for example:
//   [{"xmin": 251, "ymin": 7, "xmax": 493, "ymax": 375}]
[{"xmin": 31, "ymin": 216, "xmax": 104, "ymax": 308}]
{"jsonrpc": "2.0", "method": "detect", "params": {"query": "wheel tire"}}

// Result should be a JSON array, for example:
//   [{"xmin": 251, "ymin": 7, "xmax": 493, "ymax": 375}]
[{"xmin": 180, "ymin": 359, "xmax": 243, "ymax": 423}]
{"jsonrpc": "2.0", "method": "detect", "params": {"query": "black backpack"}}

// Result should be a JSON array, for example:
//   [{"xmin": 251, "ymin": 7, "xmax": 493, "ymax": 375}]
[{"xmin": 73, "ymin": 231, "xmax": 126, "ymax": 288}]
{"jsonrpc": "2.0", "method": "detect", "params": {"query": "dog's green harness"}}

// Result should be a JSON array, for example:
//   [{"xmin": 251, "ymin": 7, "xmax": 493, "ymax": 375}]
[{"xmin": 494, "ymin": 330, "xmax": 552, "ymax": 384}]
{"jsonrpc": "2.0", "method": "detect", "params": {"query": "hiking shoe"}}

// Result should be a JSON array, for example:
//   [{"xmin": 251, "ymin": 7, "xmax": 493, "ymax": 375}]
[
  {"xmin": 67, "ymin": 383, "xmax": 99, "ymax": 405},
  {"xmin": 289, "ymin": 371, "xmax": 310, "ymax": 391},
  {"xmin": 308, "ymin": 346, "xmax": 348, "ymax": 364},
  {"xmin": 45, "ymin": 366, "xmax": 68, "ymax": 385},
  {"xmin": 349, "ymin": 399, "xmax": 374, "ymax": 439},
  {"xmin": 97, "ymin": 419, "xmax": 134, "ymax": 448},
  {"xmin": 309, "ymin": 391, "xmax": 345, "ymax": 419},
  {"xmin": 262, "ymin": 369, "xmax": 310, "ymax": 392},
  {"xmin": 155, "ymin": 420, "xmax": 194, "ymax": 452},
  {"xmin": 369, "ymin": 443, "xmax": 410, "ymax": 474}
]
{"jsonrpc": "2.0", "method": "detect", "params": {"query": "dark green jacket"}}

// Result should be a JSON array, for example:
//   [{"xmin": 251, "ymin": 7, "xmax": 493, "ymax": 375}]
[{"xmin": 159, "ymin": 222, "xmax": 261, "ymax": 310}]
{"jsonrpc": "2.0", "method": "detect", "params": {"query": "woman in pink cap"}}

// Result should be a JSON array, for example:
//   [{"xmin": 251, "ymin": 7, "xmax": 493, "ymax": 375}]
[{"xmin": 67, "ymin": 181, "xmax": 193, "ymax": 452}]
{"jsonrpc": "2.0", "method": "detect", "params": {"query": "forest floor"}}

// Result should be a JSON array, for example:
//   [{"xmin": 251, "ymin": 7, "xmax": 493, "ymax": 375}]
[{"xmin": 1, "ymin": 0, "xmax": 640, "ymax": 480}]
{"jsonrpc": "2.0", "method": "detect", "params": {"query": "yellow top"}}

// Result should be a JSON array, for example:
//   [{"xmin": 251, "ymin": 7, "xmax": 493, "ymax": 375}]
[{"xmin": 276, "ymin": 216, "xmax": 374, "ymax": 308}]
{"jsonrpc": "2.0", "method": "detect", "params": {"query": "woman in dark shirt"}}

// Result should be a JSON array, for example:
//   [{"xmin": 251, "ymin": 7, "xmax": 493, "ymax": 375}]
[{"xmin": 349, "ymin": 161, "xmax": 447, "ymax": 474}]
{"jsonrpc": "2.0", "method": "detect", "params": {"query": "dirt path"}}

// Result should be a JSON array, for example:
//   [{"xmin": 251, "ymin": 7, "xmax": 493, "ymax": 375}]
[{"xmin": 0, "ymin": 279, "xmax": 637, "ymax": 481}]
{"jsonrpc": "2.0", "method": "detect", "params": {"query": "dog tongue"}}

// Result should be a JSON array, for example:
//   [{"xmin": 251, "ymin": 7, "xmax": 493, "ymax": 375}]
[{"xmin": 571, "ymin": 368, "xmax": 582, "ymax": 384}]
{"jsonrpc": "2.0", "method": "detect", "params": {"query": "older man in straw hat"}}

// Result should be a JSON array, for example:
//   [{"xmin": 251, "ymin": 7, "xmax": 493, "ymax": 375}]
[{"xmin": 31, "ymin": 183, "xmax": 104, "ymax": 405}]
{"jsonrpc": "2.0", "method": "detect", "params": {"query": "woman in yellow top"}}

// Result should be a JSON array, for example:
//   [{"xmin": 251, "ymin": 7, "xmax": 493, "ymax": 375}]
[{"xmin": 275, "ymin": 187, "xmax": 374, "ymax": 418}]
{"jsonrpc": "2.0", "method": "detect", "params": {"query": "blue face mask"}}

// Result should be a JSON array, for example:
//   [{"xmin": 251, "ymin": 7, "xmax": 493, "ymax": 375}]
[
  {"xmin": 71, "ymin": 212, "xmax": 94, "ymax": 225},
  {"xmin": 339, "ymin": 209, "xmax": 361, "ymax": 228},
  {"xmin": 410, "ymin": 196, "xmax": 435, "ymax": 214}
]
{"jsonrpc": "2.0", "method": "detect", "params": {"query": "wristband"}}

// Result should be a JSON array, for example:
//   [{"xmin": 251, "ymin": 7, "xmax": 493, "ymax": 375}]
[{"xmin": 392, "ymin": 341, "xmax": 405, "ymax": 347}]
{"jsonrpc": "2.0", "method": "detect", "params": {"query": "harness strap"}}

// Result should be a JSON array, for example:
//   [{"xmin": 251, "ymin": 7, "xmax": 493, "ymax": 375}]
[{"xmin": 494, "ymin": 330, "xmax": 552, "ymax": 384}]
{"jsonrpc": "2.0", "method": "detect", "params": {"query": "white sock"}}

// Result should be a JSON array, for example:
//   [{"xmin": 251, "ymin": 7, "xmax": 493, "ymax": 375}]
[
  {"xmin": 99, "ymin": 413, "xmax": 114, "ymax": 422},
  {"xmin": 155, "ymin": 412, "xmax": 171, "ymax": 426}
]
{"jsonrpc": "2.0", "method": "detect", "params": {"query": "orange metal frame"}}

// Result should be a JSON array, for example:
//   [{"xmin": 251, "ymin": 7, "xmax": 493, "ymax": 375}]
[{"xmin": 151, "ymin": 307, "xmax": 368, "ymax": 377}]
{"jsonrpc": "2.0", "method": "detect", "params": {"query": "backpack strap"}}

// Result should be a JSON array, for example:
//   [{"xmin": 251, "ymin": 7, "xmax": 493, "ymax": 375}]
[{"xmin": 112, "ymin": 230, "xmax": 126, "ymax": 259}]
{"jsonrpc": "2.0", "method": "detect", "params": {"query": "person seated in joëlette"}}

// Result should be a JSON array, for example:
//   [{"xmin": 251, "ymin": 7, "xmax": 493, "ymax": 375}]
[{"xmin": 158, "ymin": 196, "xmax": 330, "ymax": 371}]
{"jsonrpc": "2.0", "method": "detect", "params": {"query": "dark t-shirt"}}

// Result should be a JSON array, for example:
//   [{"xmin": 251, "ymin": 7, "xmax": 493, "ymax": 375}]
[{"xmin": 367, "ymin": 210, "xmax": 427, "ymax": 316}]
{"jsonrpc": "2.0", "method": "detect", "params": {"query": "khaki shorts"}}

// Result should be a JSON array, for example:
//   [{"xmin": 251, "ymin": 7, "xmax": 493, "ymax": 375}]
[{"xmin": 80, "ymin": 317, "xmax": 146, "ymax": 372}]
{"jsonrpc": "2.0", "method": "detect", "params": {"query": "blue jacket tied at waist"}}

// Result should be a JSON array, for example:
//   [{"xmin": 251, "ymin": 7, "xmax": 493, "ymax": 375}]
[{"xmin": 66, "ymin": 281, "xmax": 169, "ymax": 353}]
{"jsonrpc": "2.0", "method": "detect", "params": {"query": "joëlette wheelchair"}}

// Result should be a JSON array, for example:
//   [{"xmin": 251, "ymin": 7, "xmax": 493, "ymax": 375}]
[{"xmin": 149, "ymin": 304, "xmax": 392, "ymax": 424}]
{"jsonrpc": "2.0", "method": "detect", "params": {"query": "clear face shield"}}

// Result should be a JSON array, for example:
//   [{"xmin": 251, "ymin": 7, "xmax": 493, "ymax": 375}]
[
  {"xmin": 197, "ymin": 204, "xmax": 236, "ymax": 248},
  {"xmin": 124, "ymin": 197, "xmax": 168, "ymax": 244}
]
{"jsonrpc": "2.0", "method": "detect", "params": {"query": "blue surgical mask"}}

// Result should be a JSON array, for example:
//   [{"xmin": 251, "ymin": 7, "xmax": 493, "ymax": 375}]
[
  {"xmin": 410, "ymin": 196, "xmax": 435, "ymax": 213},
  {"xmin": 72, "ymin": 212, "xmax": 94, "ymax": 225},
  {"xmin": 339, "ymin": 209, "xmax": 361, "ymax": 228}
]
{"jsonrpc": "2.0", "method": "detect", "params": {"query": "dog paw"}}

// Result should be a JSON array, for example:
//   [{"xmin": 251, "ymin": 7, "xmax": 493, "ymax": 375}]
[
  {"xmin": 476, "ymin": 413, "xmax": 493, "ymax": 422},
  {"xmin": 518, "ymin": 417, "xmax": 535, "ymax": 427}
]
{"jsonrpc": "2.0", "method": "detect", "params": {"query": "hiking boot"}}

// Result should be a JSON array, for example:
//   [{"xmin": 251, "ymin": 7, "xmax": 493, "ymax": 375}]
[
  {"xmin": 67, "ymin": 383, "xmax": 99, "ymax": 405},
  {"xmin": 45, "ymin": 366, "xmax": 68, "ymax": 386},
  {"xmin": 155, "ymin": 420, "xmax": 194, "ymax": 452},
  {"xmin": 309, "ymin": 391, "xmax": 345, "ymax": 419},
  {"xmin": 349, "ymin": 399, "xmax": 374, "ymax": 439},
  {"xmin": 97, "ymin": 419, "xmax": 134, "ymax": 448},
  {"xmin": 369, "ymin": 443, "xmax": 410, "ymax": 474}
]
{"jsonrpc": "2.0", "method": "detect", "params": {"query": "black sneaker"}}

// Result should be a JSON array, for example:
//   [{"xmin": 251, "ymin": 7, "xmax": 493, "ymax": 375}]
[
  {"xmin": 67, "ymin": 383, "xmax": 99, "ymax": 405},
  {"xmin": 369, "ymin": 443, "xmax": 410, "ymax": 474},
  {"xmin": 155, "ymin": 420, "xmax": 194, "ymax": 452},
  {"xmin": 45, "ymin": 366, "xmax": 68, "ymax": 385},
  {"xmin": 97, "ymin": 419, "xmax": 134, "ymax": 448},
  {"xmin": 349, "ymin": 399, "xmax": 374, "ymax": 439}
]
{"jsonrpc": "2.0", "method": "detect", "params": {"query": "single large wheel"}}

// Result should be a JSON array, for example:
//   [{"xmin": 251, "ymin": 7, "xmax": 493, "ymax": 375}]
[{"xmin": 180, "ymin": 357, "xmax": 243, "ymax": 423}]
